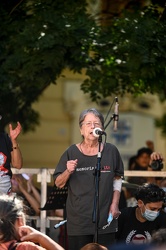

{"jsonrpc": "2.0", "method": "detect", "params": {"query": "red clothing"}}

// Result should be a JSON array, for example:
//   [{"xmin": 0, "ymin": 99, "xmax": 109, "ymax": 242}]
[
  {"xmin": 17, "ymin": 242, "xmax": 46, "ymax": 250},
  {"xmin": 0, "ymin": 241, "xmax": 46, "ymax": 250}
]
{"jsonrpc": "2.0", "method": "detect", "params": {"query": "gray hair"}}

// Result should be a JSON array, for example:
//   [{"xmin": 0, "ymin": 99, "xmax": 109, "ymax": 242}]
[{"xmin": 79, "ymin": 108, "xmax": 104, "ymax": 128}]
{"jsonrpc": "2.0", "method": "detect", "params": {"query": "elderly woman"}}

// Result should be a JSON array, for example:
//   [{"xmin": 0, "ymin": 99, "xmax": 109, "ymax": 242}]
[
  {"xmin": 54, "ymin": 108, "xmax": 124, "ymax": 250},
  {"xmin": 0, "ymin": 194, "xmax": 64, "ymax": 250}
]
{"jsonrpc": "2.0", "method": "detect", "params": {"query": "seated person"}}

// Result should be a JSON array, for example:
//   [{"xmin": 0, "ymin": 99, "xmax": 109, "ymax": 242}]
[{"xmin": 116, "ymin": 183, "xmax": 166, "ymax": 244}]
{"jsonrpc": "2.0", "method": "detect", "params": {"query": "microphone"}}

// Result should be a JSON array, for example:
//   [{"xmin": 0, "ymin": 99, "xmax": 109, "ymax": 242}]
[
  {"xmin": 113, "ymin": 97, "xmax": 119, "ymax": 131},
  {"xmin": 54, "ymin": 219, "xmax": 67, "ymax": 229},
  {"xmin": 93, "ymin": 127, "xmax": 106, "ymax": 137}
]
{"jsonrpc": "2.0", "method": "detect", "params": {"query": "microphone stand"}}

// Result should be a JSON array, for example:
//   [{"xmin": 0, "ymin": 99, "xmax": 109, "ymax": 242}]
[
  {"xmin": 92, "ymin": 97, "xmax": 119, "ymax": 242},
  {"xmin": 104, "ymin": 114, "xmax": 115, "ymax": 130},
  {"xmin": 92, "ymin": 134, "xmax": 102, "ymax": 243},
  {"xmin": 104, "ymin": 96, "xmax": 119, "ymax": 131}
]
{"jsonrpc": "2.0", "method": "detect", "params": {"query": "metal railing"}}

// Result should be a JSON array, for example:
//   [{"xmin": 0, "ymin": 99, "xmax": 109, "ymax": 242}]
[{"xmin": 12, "ymin": 168, "xmax": 166, "ymax": 234}]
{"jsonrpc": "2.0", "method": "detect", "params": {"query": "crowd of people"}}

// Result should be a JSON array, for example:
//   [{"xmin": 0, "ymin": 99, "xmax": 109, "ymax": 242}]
[
  {"xmin": 0, "ymin": 120, "xmax": 64, "ymax": 250},
  {"xmin": 0, "ymin": 109, "xmax": 166, "ymax": 250}
]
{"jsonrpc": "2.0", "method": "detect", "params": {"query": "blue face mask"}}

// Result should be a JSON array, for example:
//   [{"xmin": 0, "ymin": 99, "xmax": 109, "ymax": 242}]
[
  {"xmin": 162, "ymin": 187, "xmax": 166, "ymax": 192},
  {"xmin": 142, "ymin": 208, "xmax": 159, "ymax": 221}
]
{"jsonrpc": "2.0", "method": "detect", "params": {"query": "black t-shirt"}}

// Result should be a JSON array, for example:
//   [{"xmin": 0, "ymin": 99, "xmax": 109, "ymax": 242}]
[
  {"xmin": 116, "ymin": 206, "xmax": 166, "ymax": 244},
  {"xmin": 0, "ymin": 132, "xmax": 12, "ymax": 175},
  {"xmin": 54, "ymin": 143, "xmax": 124, "ymax": 236}
]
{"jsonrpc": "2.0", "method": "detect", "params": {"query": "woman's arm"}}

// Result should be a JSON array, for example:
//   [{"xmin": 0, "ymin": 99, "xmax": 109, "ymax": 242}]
[
  {"xmin": 18, "ymin": 225, "xmax": 64, "ymax": 250},
  {"xmin": 55, "ymin": 159, "xmax": 77, "ymax": 188},
  {"xmin": 55, "ymin": 169, "xmax": 71, "ymax": 189},
  {"xmin": 108, "ymin": 177, "xmax": 122, "ymax": 219},
  {"xmin": 16, "ymin": 176, "xmax": 41, "ymax": 215},
  {"xmin": 27, "ymin": 175, "xmax": 41, "ymax": 203},
  {"xmin": 9, "ymin": 122, "xmax": 23, "ymax": 169}
]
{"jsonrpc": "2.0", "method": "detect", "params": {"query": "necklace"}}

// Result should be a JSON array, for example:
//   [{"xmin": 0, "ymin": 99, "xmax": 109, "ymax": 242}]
[
  {"xmin": 79, "ymin": 142, "xmax": 84, "ymax": 154},
  {"xmin": 79, "ymin": 142, "xmax": 100, "ymax": 155}
]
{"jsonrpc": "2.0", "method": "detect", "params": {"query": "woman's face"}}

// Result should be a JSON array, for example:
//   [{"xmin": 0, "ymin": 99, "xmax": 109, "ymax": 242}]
[
  {"xmin": 136, "ymin": 153, "xmax": 151, "ymax": 168},
  {"xmin": 14, "ymin": 216, "xmax": 26, "ymax": 240},
  {"xmin": 80, "ymin": 113, "xmax": 102, "ymax": 140},
  {"xmin": 11, "ymin": 175, "xmax": 19, "ymax": 192}
]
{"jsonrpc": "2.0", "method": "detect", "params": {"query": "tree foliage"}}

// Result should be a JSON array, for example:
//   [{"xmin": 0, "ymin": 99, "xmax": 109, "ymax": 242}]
[
  {"xmin": 0, "ymin": 0, "xmax": 94, "ymax": 132},
  {"xmin": 0, "ymin": 0, "xmax": 166, "ymax": 134},
  {"xmin": 82, "ymin": 6, "xmax": 166, "ymax": 101}
]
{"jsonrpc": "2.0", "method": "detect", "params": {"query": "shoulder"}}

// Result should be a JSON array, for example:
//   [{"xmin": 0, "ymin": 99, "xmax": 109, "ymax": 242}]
[
  {"xmin": 59, "ymin": 144, "xmax": 77, "ymax": 158},
  {"xmin": 0, "ymin": 132, "xmax": 12, "ymax": 148},
  {"xmin": 118, "ymin": 207, "xmax": 137, "ymax": 227},
  {"xmin": 104, "ymin": 143, "xmax": 121, "ymax": 153},
  {"xmin": 17, "ymin": 241, "xmax": 45, "ymax": 250},
  {"xmin": 63, "ymin": 144, "xmax": 77, "ymax": 153},
  {"xmin": 120, "ymin": 206, "xmax": 136, "ymax": 216},
  {"xmin": 66, "ymin": 144, "xmax": 80, "ymax": 156},
  {"xmin": 105, "ymin": 142, "xmax": 116, "ymax": 148},
  {"xmin": 68, "ymin": 144, "xmax": 76, "ymax": 150},
  {"xmin": 157, "ymin": 211, "xmax": 166, "ymax": 221},
  {"xmin": 0, "ymin": 132, "xmax": 8, "ymax": 140}
]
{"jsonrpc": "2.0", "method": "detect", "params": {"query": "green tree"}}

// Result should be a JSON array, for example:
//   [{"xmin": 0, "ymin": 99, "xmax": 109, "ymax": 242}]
[
  {"xmin": 0, "ymin": 0, "xmax": 166, "ymax": 134},
  {"xmin": 0, "ymin": 0, "xmax": 94, "ymax": 132},
  {"xmin": 82, "ymin": 6, "xmax": 166, "ymax": 100}
]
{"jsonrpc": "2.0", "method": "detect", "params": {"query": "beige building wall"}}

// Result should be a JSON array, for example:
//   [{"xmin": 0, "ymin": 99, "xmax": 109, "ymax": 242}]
[
  {"xmin": 18, "ymin": 69, "xmax": 166, "ymax": 171},
  {"xmin": 18, "ymin": 70, "xmax": 88, "ymax": 169}
]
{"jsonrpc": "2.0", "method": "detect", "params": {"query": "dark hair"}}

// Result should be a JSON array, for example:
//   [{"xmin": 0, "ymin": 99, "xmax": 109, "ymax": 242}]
[
  {"xmin": 0, "ymin": 194, "xmax": 25, "ymax": 242},
  {"xmin": 135, "ymin": 183, "xmax": 165, "ymax": 204},
  {"xmin": 79, "ymin": 108, "xmax": 104, "ymax": 128},
  {"xmin": 136, "ymin": 147, "xmax": 153, "ymax": 157}
]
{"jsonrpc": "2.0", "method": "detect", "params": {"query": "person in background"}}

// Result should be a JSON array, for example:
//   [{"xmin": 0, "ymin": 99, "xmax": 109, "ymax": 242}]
[
  {"xmin": 150, "ymin": 228, "xmax": 166, "ymax": 248},
  {"xmin": 80, "ymin": 242, "xmax": 108, "ymax": 250},
  {"xmin": 158, "ymin": 178, "xmax": 166, "ymax": 192},
  {"xmin": 0, "ymin": 120, "xmax": 23, "ymax": 194},
  {"xmin": 127, "ymin": 147, "xmax": 153, "ymax": 171},
  {"xmin": 11, "ymin": 174, "xmax": 41, "ymax": 228},
  {"xmin": 145, "ymin": 140, "xmax": 155, "ymax": 152},
  {"xmin": 0, "ymin": 194, "xmax": 64, "ymax": 250},
  {"xmin": 116, "ymin": 183, "xmax": 166, "ymax": 245},
  {"xmin": 126, "ymin": 151, "xmax": 164, "ymax": 207},
  {"xmin": 128, "ymin": 140, "xmax": 155, "ymax": 171},
  {"xmin": 54, "ymin": 108, "xmax": 124, "ymax": 250}
]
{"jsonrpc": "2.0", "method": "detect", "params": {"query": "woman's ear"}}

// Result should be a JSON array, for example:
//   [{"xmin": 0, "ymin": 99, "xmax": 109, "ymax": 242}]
[{"xmin": 80, "ymin": 127, "xmax": 83, "ymax": 135}]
